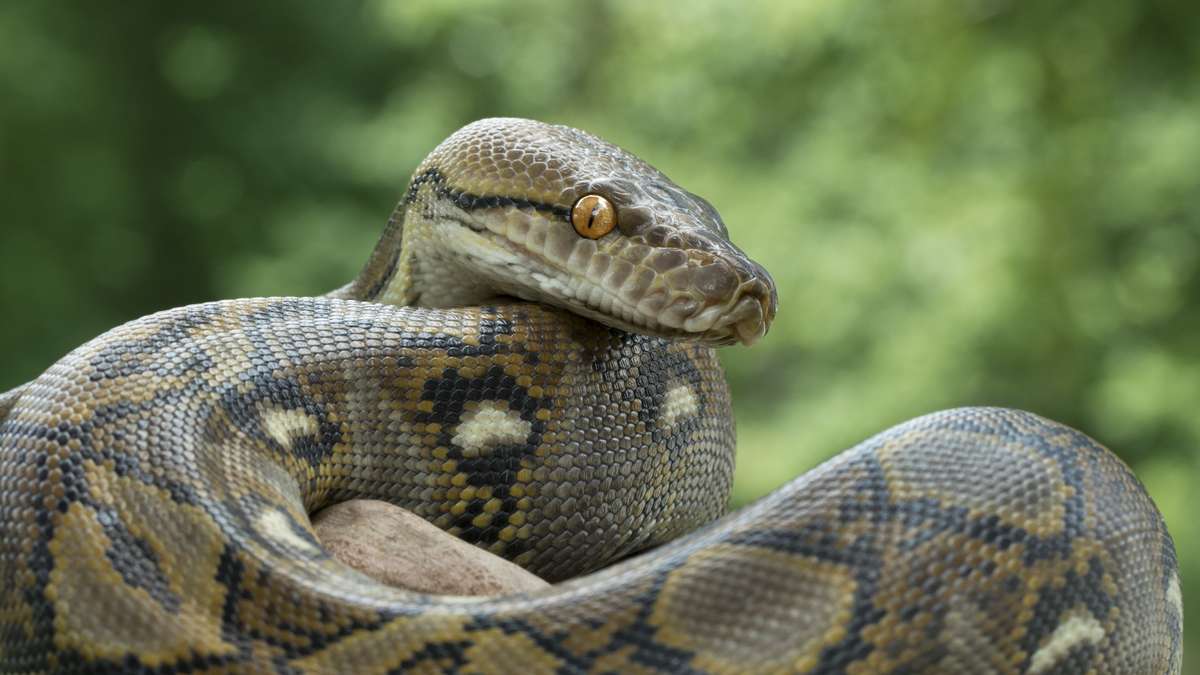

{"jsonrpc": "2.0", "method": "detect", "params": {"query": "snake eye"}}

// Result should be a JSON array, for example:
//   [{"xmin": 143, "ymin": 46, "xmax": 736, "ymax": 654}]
[{"xmin": 571, "ymin": 195, "xmax": 616, "ymax": 239}]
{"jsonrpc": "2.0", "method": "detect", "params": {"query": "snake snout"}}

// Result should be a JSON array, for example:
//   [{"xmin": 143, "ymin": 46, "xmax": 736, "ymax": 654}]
[
  {"xmin": 714, "ymin": 265, "xmax": 776, "ymax": 346},
  {"xmin": 727, "ymin": 276, "xmax": 776, "ymax": 346},
  {"xmin": 671, "ymin": 255, "xmax": 776, "ymax": 346}
]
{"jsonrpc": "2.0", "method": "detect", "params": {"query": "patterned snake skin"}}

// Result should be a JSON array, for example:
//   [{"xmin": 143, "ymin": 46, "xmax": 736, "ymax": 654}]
[{"xmin": 0, "ymin": 119, "xmax": 1182, "ymax": 673}]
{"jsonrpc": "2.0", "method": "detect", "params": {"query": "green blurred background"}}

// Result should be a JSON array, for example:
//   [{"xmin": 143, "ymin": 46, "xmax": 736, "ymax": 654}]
[{"xmin": 1, "ymin": 0, "xmax": 1195, "ymax": 661}]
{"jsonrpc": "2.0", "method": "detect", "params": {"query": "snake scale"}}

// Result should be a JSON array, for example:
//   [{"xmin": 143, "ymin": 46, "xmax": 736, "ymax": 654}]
[{"xmin": 0, "ymin": 118, "xmax": 1183, "ymax": 674}]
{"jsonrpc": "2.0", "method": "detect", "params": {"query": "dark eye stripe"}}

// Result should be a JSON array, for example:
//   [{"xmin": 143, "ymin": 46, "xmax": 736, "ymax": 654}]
[{"xmin": 404, "ymin": 168, "xmax": 570, "ymax": 219}]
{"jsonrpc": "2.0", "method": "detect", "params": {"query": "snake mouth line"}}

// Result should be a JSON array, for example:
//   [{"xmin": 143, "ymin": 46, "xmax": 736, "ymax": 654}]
[
  {"xmin": 482, "ymin": 223, "xmax": 774, "ymax": 346},
  {"xmin": 558, "ymin": 276, "xmax": 771, "ymax": 346}
]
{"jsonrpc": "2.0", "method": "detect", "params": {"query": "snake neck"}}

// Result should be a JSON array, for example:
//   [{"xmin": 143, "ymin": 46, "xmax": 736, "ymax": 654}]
[
  {"xmin": 331, "ymin": 200, "xmax": 502, "ymax": 310},
  {"xmin": 328, "ymin": 203, "xmax": 409, "ymax": 305}
]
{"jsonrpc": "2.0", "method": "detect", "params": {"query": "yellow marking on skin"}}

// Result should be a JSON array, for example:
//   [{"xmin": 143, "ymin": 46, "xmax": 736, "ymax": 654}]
[
  {"xmin": 451, "ymin": 401, "xmax": 531, "ymax": 457},
  {"xmin": 933, "ymin": 598, "xmax": 1013, "ymax": 673},
  {"xmin": 659, "ymin": 383, "xmax": 699, "ymax": 429},
  {"xmin": 878, "ymin": 429, "xmax": 1068, "ymax": 539},
  {"xmin": 260, "ymin": 407, "xmax": 319, "ymax": 449},
  {"xmin": 257, "ymin": 509, "xmax": 318, "ymax": 553},
  {"xmin": 292, "ymin": 615, "xmax": 565, "ymax": 674},
  {"xmin": 46, "ymin": 464, "xmax": 234, "ymax": 664},
  {"xmin": 460, "ymin": 628, "xmax": 564, "ymax": 672},
  {"xmin": 290, "ymin": 614, "xmax": 471, "ymax": 673},
  {"xmin": 1028, "ymin": 610, "xmax": 1105, "ymax": 674},
  {"xmin": 650, "ymin": 543, "xmax": 856, "ymax": 671}
]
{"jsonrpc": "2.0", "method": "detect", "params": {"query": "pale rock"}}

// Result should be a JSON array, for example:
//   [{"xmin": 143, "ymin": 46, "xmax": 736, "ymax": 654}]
[{"xmin": 312, "ymin": 499, "xmax": 549, "ymax": 596}]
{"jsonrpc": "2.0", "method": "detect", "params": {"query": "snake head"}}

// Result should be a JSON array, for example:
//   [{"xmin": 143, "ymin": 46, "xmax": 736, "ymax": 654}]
[{"xmin": 396, "ymin": 117, "xmax": 777, "ymax": 346}]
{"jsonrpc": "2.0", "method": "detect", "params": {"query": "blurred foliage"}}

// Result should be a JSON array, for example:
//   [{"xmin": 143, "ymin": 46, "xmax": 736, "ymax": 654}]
[{"xmin": 1, "ymin": 0, "xmax": 1196, "ymax": 660}]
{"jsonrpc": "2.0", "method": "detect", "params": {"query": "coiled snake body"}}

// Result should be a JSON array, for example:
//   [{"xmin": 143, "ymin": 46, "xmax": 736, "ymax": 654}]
[{"xmin": 0, "ymin": 119, "xmax": 1182, "ymax": 673}]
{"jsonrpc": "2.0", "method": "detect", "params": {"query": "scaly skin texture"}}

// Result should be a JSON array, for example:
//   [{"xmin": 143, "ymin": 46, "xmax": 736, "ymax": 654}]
[{"xmin": 0, "ymin": 118, "xmax": 1183, "ymax": 673}]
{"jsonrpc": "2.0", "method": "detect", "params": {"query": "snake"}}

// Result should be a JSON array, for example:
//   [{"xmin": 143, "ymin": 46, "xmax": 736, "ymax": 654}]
[{"xmin": 0, "ymin": 118, "xmax": 1183, "ymax": 674}]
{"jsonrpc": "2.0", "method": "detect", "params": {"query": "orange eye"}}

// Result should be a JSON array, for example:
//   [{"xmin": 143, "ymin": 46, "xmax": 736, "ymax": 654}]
[{"xmin": 571, "ymin": 194, "xmax": 616, "ymax": 239}]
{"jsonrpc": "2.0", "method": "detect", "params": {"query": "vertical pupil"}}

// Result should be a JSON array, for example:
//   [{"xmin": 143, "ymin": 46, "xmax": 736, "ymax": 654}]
[{"xmin": 588, "ymin": 202, "xmax": 602, "ymax": 230}]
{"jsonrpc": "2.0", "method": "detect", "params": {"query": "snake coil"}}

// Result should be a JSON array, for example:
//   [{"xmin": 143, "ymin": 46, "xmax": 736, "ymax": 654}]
[{"xmin": 0, "ymin": 118, "xmax": 1182, "ymax": 673}]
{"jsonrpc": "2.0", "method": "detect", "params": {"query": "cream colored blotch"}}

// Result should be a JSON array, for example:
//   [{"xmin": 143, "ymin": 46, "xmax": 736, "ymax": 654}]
[
  {"xmin": 260, "ymin": 407, "xmax": 320, "ymax": 449},
  {"xmin": 660, "ymin": 383, "xmax": 699, "ymax": 429},
  {"xmin": 1028, "ymin": 610, "xmax": 1105, "ymax": 674},
  {"xmin": 257, "ymin": 508, "xmax": 319, "ymax": 553},
  {"xmin": 452, "ymin": 401, "xmax": 532, "ymax": 457}
]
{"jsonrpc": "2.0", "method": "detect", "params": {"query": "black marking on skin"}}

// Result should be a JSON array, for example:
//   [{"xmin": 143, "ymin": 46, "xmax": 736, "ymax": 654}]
[
  {"xmin": 363, "ymin": 256, "xmax": 399, "ymax": 301},
  {"xmin": 235, "ymin": 300, "xmax": 540, "ymax": 550},
  {"xmin": 601, "ymin": 565, "xmax": 705, "ymax": 674},
  {"xmin": 96, "ymin": 507, "xmax": 182, "ymax": 613},
  {"xmin": 721, "ymin": 453, "xmax": 894, "ymax": 672},
  {"xmin": 216, "ymin": 375, "xmax": 340, "ymax": 470},
  {"xmin": 418, "ymin": 365, "xmax": 543, "ymax": 446},
  {"xmin": 812, "ymin": 531, "xmax": 887, "ymax": 672},
  {"xmin": 211, "ymin": 304, "xmax": 352, "ymax": 471},
  {"xmin": 588, "ymin": 330, "xmax": 708, "ymax": 446},
  {"xmin": 5, "ymin": 489, "xmax": 58, "ymax": 673},
  {"xmin": 320, "ymin": 303, "xmax": 531, "ymax": 554},
  {"xmin": 47, "ymin": 649, "xmax": 243, "ymax": 675},
  {"xmin": 726, "ymin": 447, "xmax": 1130, "ymax": 673},
  {"xmin": 725, "ymin": 434, "xmax": 1111, "ymax": 673},
  {"xmin": 894, "ymin": 497, "xmax": 972, "ymax": 552},
  {"xmin": 0, "ymin": 425, "xmax": 89, "ymax": 673},
  {"xmin": 820, "ymin": 457, "xmax": 895, "ymax": 672},
  {"xmin": 3, "ymin": 298, "xmax": 460, "ymax": 673},
  {"xmin": 1017, "ymin": 556, "xmax": 1113, "ymax": 673},
  {"xmin": 403, "ymin": 167, "xmax": 442, "ymax": 204},
  {"xmin": 214, "ymin": 544, "xmax": 257, "ymax": 667},
  {"xmin": 241, "ymin": 298, "xmax": 526, "ymax": 364},
  {"xmin": 87, "ymin": 394, "xmax": 208, "ymax": 499},
  {"xmin": 348, "ymin": 202, "xmax": 406, "ymax": 301},
  {"xmin": 3, "ymin": 396, "xmax": 221, "ymax": 672},
  {"xmin": 463, "ymin": 614, "xmax": 593, "ymax": 673},
  {"xmin": 228, "ymin": 497, "xmax": 328, "ymax": 562},
  {"xmin": 385, "ymin": 640, "xmax": 473, "ymax": 674},
  {"xmin": 721, "ymin": 521, "xmax": 894, "ymax": 670},
  {"xmin": 725, "ymin": 524, "xmax": 867, "ymax": 568},
  {"xmin": 404, "ymin": 167, "xmax": 571, "ymax": 219},
  {"xmin": 416, "ymin": 363, "xmax": 547, "ymax": 552},
  {"xmin": 87, "ymin": 304, "xmax": 222, "ymax": 382},
  {"xmin": 213, "ymin": 543, "xmax": 398, "ymax": 661}
]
